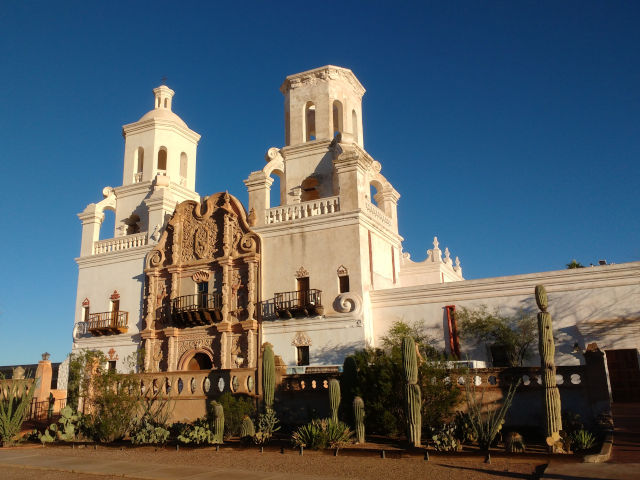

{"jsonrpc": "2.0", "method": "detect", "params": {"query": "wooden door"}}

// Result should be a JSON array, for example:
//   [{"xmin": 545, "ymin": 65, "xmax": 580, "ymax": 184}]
[
  {"xmin": 297, "ymin": 277, "xmax": 309, "ymax": 307},
  {"xmin": 606, "ymin": 349, "xmax": 640, "ymax": 402}
]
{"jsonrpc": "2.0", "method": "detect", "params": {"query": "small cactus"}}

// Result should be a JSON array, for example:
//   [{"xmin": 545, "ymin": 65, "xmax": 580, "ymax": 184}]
[
  {"xmin": 402, "ymin": 336, "xmax": 421, "ymax": 447},
  {"xmin": 240, "ymin": 416, "xmax": 255, "ymax": 439},
  {"xmin": 329, "ymin": 378, "xmax": 340, "ymax": 422},
  {"xmin": 353, "ymin": 396, "xmax": 365, "ymax": 444},
  {"xmin": 211, "ymin": 401, "xmax": 225, "ymax": 444},
  {"xmin": 262, "ymin": 344, "xmax": 275, "ymax": 409}
]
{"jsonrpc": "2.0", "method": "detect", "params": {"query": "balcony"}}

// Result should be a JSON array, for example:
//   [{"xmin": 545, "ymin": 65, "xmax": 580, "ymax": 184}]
[
  {"xmin": 87, "ymin": 311, "xmax": 129, "ymax": 336},
  {"xmin": 93, "ymin": 232, "xmax": 148, "ymax": 255},
  {"xmin": 265, "ymin": 196, "xmax": 340, "ymax": 225},
  {"xmin": 172, "ymin": 293, "xmax": 222, "ymax": 327},
  {"xmin": 261, "ymin": 289, "xmax": 323, "ymax": 320}
]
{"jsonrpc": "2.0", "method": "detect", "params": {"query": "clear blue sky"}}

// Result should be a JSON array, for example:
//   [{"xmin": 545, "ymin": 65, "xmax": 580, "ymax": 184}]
[{"xmin": 1, "ymin": 1, "xmax": 638, "ymax": 365}]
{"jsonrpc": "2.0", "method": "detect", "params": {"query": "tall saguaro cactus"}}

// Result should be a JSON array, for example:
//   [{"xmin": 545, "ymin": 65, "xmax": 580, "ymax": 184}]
[
  {"xmin": 401, "ymin": 336, "xmax": 421, "ymax": 447},
  {"xmin": 535, "ymin": 285, "xmax": 562, "ymax": 448},
  {"xmin": 262, "ymin": 344, "xmax": 275, "ymax": 410},
  {"xmin": 353, "ymin": 396, "xmax": 365, "ymax": 444},
  {"xmin": 211, "ymin": 401, "xmax": 225, "ymax": 444},
  {"xmin": 329, "ymin": 378, "xmax": 340, "ymax": 422}
]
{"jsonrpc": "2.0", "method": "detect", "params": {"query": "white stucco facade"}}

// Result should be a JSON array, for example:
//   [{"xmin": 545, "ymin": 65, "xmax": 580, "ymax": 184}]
[{"xmin": 71, "ymin": 65, "xmax": 639, "ymax": 383}]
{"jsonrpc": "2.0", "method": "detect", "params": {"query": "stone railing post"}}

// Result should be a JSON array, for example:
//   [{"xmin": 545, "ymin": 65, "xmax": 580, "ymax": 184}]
[{"xmin": 583, "ymin": 343, "xmax": 612, "ymax": 417}]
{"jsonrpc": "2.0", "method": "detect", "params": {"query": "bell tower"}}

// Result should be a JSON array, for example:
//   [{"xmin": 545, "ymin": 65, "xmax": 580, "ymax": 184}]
[{"xmin": 282, "ymin": 66, "xmax": 365, "ymax": 148}]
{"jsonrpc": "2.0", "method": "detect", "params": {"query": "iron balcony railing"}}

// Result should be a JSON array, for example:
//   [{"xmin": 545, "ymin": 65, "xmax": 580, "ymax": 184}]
[
  {"xmin": 87, "ymin": 311, "xmax": 129, "ymax": 336},
  {"xmin": 261, "ymin": 289, "xmax": 323, "ymax": 320},
  {"xmin": 171, "ymin": 292, "xmax": 223, "ymax": 327}
]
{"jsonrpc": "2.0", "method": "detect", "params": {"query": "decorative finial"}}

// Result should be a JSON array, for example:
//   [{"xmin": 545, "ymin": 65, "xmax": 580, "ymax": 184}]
[
  {"xmin": 433, "ymin": 236, "xmax": 439, "ymax": 249},
  {"xmin": 455, "ymin": 256, "xmax": 460, "ymax": 268},
  {"xmin": 161, "ymin": 76, "xmax": 168, "ymax": 85},
  {"xmin": 42, "ymin": 352, "xmax": 51, "ymax": 361},
  {"xmin": 444, "ymin": 247, "xmax": 451, "ymax": 262}
]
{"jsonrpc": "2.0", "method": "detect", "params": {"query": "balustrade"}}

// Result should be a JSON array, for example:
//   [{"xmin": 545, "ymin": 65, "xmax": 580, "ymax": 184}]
[
  {"xmin": 265, "ymin": 196, "xmax": 340, "ymax": 224},
  {"xmin": 93, "ymin": 232, "xmax": 148, "ymax": 255},
  {"xmin": 363, "ymin": 201, "xmax": 392, "ymax": 227},
  {"xmin": 171, "ymin": 293, "xmax": 223, "ymax": 327}
]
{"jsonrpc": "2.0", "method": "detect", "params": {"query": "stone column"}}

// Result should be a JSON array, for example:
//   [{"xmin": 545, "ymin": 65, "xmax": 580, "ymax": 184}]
[
  {"xmin": 77, "ymin": 206, "xmax": 104, "ymax": 256},
  {"xmin": 243, "ymin": 172, "xmax": 273, "ymax": 227},
  {"xmin": 34, "ymin": 353, "xmax": 53, "ymax": 402}
]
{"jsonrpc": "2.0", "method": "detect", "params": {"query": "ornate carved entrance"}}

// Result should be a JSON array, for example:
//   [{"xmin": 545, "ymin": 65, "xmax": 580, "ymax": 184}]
[{"xmin": 142, "ymin": 192, "xmax": 261, "ymax": 382}]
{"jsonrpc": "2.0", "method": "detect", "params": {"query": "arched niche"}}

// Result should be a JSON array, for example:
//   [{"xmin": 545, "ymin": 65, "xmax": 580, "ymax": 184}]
[{"xmin": 304, "ymin": 101, "xmax": 316, "ymax": 142}]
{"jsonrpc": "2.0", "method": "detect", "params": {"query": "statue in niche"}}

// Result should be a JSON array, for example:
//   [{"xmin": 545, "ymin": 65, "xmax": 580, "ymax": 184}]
[{"xmin": 125, "ymin": 214, "xmax": 141, "ymax": 235}]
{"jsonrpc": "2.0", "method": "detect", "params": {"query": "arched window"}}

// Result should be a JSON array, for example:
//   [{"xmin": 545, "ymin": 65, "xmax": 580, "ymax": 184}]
[
  {"xmin": 270, "ymin": 170, "xmax": 284, "ymax": 207},
  {"xmin": 187, "ymin": 353, "xmax": 212, "ymax": 370},
  {"xmin": 133, "ymin": 147, "xmax": 144, "ymax": 182},
  {"xmin": 157, "ymin": 147, "xmax": 167, "ymax": 172},
  {"xmin": 180, "ymin": 152, "xmax": 188, "ymax": 182},
  {"xmin": 369, "ymin": 180, "xmax": 382, "ymax": 207},
  {"xmin": 301, "ymin": 176, "xmax": 320, "ymax": 202},
  {"xmin": 352, "ymin": 109, "xmax": 359, "ymax": 143},
  {"xmin": 304, "ymin": 102, "xmax": 316, "ymax": 142},
  {"xmin": 332, "ymin": 100, "xmax": 343, "ymax": 137}
]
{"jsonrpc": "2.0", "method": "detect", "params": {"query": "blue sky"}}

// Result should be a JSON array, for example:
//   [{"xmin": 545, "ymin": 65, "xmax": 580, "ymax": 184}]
[{"xmin": 1, "ymin": 1, "xmax": 638, "ymax": 365}]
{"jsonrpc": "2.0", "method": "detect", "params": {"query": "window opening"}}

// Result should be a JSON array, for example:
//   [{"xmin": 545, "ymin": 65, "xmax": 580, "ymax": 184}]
[
  {"xmin": 305, "ymin": 102, "xmax": 316, "ymax": 141},
  {"xmin": 157, "ymin": 148, "xmax": 167, "ymax": 171},
  {"xmin": 352, "ymin": 109, "xmax": 359, "ymax": 143},
  {"xmin": 108, "ymin": 361, "xmax": 116, "ymax": 373},
  {"xmin": 332, "ymin": 100, "xmax": 343, "ymax": 137},
  {"xmin": 339, "ymin": 275, "xmax": 350, "ymax": 293},
  {"xmin": 82, "ymin": 306, "xmax": 90, "ymax": 322},
  {"xmin": 297, "ymin": 346, "xmax": 310, "ymax": 366},
  {"xmin": 197, "ymin": 282, "xmax": 209, "ymax": 308},
  {"xmin": 297, "ymin": 277, "xmax": 309, "ymax": 307},
  {"xmin": 301, "ymin": 176, "xmax": 320, "ymax": 202}
]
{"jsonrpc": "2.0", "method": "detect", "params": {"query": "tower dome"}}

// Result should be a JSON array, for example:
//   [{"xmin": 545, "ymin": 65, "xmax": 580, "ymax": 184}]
[{"xmin": 137, "ymin": 85, "xmax": 188, "ymax": 128}]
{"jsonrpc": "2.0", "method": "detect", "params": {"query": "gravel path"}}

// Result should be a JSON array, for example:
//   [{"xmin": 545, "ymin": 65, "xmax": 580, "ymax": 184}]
[{"xmin": 0, "ymin": 445, "xmax": 545, "ymax": 480}]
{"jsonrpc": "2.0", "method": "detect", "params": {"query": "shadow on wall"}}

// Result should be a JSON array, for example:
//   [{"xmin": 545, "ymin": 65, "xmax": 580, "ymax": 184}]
[{"xmin": 311, "ymin": 341, "xmax": 362, "ymax": 365}]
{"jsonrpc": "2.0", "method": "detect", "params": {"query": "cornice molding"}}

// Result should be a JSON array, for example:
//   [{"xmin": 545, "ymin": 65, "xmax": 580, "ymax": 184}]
[
  {"xmin": 372, "ymin": 262, "xmax": 640, "ymax": 306},
  {"xmin": 76, "ymin": 245, "xmax": 152, "ymax": 267}
]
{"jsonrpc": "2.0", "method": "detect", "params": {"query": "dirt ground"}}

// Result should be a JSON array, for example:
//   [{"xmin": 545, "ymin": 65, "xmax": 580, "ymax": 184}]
[{"xmin": 7, "ymin": 444, "xmax": 547, "ymax": 480}]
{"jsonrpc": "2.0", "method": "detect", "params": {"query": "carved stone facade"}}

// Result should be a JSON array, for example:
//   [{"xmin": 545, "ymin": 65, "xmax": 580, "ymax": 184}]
[{"xmin": 142, "ymin": 192, "xmax": 261, "ymax": 377}]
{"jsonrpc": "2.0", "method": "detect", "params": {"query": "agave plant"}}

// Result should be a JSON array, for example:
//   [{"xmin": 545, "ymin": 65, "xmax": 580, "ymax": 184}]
[
  {"xmin": 291, "ymin": 418, "xmax": 353, "ymax": 450},
  {"xmin": 570, "ymin": 429, "xmax": 596, "ymax": 451},
  {"xmin": 0, "ymin": 379, "xmax": 36, "ymax": 446}
]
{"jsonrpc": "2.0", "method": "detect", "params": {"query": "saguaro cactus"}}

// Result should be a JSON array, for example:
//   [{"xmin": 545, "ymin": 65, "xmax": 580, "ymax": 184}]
[
  {"xmin": 353, "ymin": 396, "xmax": 365, "ymax": 444},
  {"xmin": 535, "ymin": 284, "xmax": 563, "ymax": 449},
  {"xmin": 262, "ymin": 344, "xmax": 275, "ymax": 409},
  {"xmin": 341, "ymin": 356, "xmax": 358, "ymax": 425},
  {"xmin": 212, "ymin": 401, "xmax": 225, "ymax": 444},
  {"xmin": 401, "ymin": 336, "xmax": 421, "ymax": 447},
  {"xmin": 329, "ymin": 378, "xmax": 341, "ymax": 422}
]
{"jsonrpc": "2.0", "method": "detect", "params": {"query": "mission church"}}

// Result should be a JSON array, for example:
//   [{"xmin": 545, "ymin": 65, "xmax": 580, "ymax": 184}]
[{"xmin": 72, "ymin": 66, "xmax": 640, "ymax": 402}]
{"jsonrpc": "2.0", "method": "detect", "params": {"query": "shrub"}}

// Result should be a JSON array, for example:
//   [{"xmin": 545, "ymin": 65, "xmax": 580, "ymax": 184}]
[
  {"xmin": 254, "ymin": 407, "xmax": 280, "ymax": 446},
  {"xmin": 291, "ymin": 418, "xmax": 353, "ymax": 450},
  {"xmin": 349, "ymin": 321, "xmax": 460, "ymax": 436},
  {"xmin": 0, "ymin": 379, "xmax": 36, "ymax": 446},
  {"xmin": 174, "ymin": 418, "xmax": 218, "ymax": 445},
  {"xmin": 570, "ymin": 429, "xmax": 596, "ymax": 451},
  {"xmin": 431, "ymin": 423, "xmax": 459, "ymax": 452},
  {"xmin": 504, "ymin": 431, "xmax": 525, "ymax": 452},
  {"xmin": 40, "ymin": 405, "xmax": 82, "ymax": 443},
  {"xmin": 453, "ymin": 411, "xmax": 477, "ymax": 444},
  {"xmin": 209, "ymin": 392, "xmax": 254, "ymax": 438},
  {"xmin": 465, "ymin": 379, "xmax": 520, "ymax": 451},
  {"xmin": 131, "ymin": 419, "xmax": 170, "ymax": 445},
  {"xmin": 456, "ymin": 305, "xmax": 537, "ymax": 367}
]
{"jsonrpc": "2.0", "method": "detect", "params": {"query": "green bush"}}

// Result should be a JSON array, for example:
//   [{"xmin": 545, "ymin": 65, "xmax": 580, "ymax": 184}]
[
  {"xmin": 174, "ymin": 418, "xmax": 218, "ymax": 445},
  {"xmin": 254, "ymin": 407, "xmax": 280, "ymax": 446},
  {"xmin": 40, "ymin": 405, "xmax": 82, "ymax": 443},
  {"xmin": 349, "ymin": 321, "xmax": 460, "ymax": 437},
  {"xmin": 291, "ymin": 418, "xmax": 353, "ymax": 450},
  {"xmin": 209, "ymin": 392, "xmax": 254, "ymax": 438}
]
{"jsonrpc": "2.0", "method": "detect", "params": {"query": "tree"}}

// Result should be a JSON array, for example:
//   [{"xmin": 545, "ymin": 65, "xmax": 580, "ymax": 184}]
[
  {"xmin": 348, "ymin": 321, "xmax": 460, "ymax": 436},
  {"xmin": 455, "ymin": 305, "xmax": 537, "ymax": 367},
  {"xmin": 566, "ymin": 260, "xmax": 585, "ymax": 269}
]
